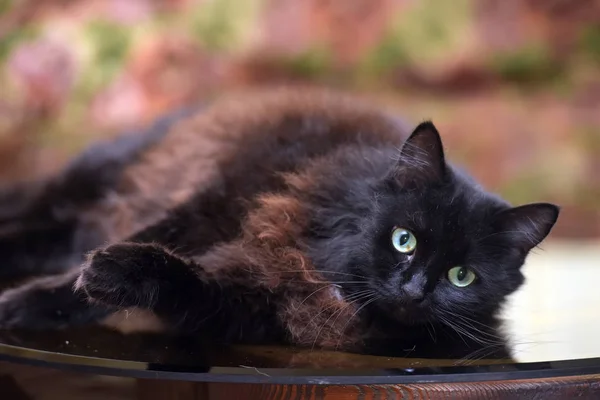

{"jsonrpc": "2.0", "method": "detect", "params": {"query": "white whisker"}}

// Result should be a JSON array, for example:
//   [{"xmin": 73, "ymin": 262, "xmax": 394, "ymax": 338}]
[{"xmin": 334, "ymin": 295, "xmax": 379, "ymax": 350}]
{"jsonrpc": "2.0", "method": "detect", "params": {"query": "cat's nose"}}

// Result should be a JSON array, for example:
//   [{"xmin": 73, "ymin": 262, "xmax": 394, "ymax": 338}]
[
  {"xmin": 403, "ymin": 285, "xmax": 425, "ymax": 303},
  {"xmin": 407, "ymin": 293, "xmax": 425, "ymax": 304},
  {"xmin": 403, "ymin": 274, "xmax": 426, "ymax": 303}
]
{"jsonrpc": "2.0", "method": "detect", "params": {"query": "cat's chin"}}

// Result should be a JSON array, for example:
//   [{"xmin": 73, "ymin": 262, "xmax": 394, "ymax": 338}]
[{"xmin": 378, "ymin": 302, "xmax": 430, "ymax": 325}]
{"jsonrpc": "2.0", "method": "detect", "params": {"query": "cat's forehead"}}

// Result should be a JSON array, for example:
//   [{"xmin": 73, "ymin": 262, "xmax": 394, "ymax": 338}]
[{"xmin": 381, "ymin": 170, "xmax": 506, "ymax": 234}]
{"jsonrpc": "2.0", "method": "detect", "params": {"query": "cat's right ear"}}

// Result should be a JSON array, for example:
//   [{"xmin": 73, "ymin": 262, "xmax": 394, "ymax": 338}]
[
  {"xmin": 491, "ymin": 202, "xmax": 560, "ymax": 255},
  {"xmin": 390, "ymin": 121, "xmax": 446, "ymax": 186}
]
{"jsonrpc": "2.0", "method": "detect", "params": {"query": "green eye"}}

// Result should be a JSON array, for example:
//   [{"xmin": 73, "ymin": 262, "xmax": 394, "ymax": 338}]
[
  {"xmin": 391, "ymin": 227, "xmax": 417, "ymax": 254},
  {"xmin": 448, "ymin": 266, "xmax": 476, "ymax": 287}
]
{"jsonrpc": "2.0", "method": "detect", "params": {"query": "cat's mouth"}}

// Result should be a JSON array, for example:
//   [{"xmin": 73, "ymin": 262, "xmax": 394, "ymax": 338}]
[{"xmin": 379, "ymin": 301, "xmax": 430, "ymax": 325}]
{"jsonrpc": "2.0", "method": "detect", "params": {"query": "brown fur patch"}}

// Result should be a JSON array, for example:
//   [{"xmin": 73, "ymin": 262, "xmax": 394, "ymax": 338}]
[
  {"xmin": 76, "ymin": 87, "xmax": 403, "ymax": 245},
  {"xmin": 195, "ymin": 181, "xmax": 364, "ymax": 349},
  {"xmin": 282, "ymin": 290, "xmax": 363, "ymax": 350},
  {"xmin": 11, "ymin": 87, "xmax": 408, "ymax": 344}
]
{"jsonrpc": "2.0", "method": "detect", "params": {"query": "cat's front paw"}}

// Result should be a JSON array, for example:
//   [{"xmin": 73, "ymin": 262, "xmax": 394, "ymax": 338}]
[
  {"xmin": 0, "ymin": 271, "xmax": 98, "ymax": 330},
  {"xmin": 0, "ymin": 287, "xmax": 35, "ymax": 330},
  {"xmin": 75, "ymin": 242, "xmax": 180, "ymax": 309}
]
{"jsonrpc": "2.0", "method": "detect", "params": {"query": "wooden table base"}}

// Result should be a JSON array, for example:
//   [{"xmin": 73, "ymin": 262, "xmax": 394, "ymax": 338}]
[{"xmin": 136, "ymin": 374, "xmax": 600, "ymax": 399}]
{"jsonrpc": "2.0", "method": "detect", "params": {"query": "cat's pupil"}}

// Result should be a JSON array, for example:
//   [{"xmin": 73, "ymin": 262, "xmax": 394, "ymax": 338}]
[
  {"xmin": 399, "ymin": 233, "xmax": 409, "ymax": 246},
  {"xmin": 457, "ymin": 267, "xmax": 466, "ymax": 281}
]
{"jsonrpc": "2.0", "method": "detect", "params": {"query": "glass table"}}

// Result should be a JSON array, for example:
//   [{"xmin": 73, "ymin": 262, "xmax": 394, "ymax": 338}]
[{"xmin": 0, "ymin": 242, "xmax": 599, "ymax": 399}]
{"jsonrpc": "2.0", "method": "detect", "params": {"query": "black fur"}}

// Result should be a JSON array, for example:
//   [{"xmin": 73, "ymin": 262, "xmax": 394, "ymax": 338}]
[
  {"xmin": 77, "ymin": 242, "xmax": 284, "ymax": 343},
  {"xmin": 0, "ymin": 92, "xmax": 559, "ymax": 360}
]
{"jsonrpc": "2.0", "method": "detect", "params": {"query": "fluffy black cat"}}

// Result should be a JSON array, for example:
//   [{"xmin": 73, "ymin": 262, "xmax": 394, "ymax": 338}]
[{"xmin": 0, "ymin": 88, "xmax": 559, "ymax": 359}]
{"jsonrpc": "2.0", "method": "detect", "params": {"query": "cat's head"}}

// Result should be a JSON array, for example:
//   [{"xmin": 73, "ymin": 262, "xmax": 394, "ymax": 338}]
[{"xmin": 349, "ymin": 122, "xmax": 559, "ymax": 327}]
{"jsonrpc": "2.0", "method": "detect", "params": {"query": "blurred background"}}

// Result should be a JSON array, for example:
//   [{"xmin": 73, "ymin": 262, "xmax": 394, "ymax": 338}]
[
  {"xmin": 0, "ymin": 1, "xmax": 600, "ymax": 398},
  {"xmin": 1, "ymin": 0, "xmax": 599, "ymax": 238},
  {"xmin": 0, "ymin": 0, "xmax": 599, "ymax": 368}
]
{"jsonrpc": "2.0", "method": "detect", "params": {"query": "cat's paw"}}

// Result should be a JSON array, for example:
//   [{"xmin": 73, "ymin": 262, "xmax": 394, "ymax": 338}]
[
  {"xmin": 0, "ymin": 272, "xmax": 100, "ymax": 330},
  {"xmin": 75, "ymin": 242, "xmax": 180, "ymax": 309},
  {"xmin": 0, "ymin": 288, "xmax": 35, "ymax": 330}
]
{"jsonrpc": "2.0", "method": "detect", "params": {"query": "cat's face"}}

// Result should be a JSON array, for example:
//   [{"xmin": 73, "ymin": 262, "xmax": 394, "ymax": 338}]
[{"xmin": 351, "ymin": 122, "xmax": 559, "ymax": 326}]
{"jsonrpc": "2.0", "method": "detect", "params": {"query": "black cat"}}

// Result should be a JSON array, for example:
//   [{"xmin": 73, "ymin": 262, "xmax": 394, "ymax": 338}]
[{"xmin": 0, "ymin": 88, "xmax": 558, "ymax": 359}]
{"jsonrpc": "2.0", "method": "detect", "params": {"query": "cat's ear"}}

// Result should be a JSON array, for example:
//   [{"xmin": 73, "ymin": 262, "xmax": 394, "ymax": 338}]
[
  {"xmin": 393, "ymin": 121, "xmax": 446, "ymax": 185},
  {"xmin": 492, "ymin": 203, "xmax": 560, "ymax": 254}
]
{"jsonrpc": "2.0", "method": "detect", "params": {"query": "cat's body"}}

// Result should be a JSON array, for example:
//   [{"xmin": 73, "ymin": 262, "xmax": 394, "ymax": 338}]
[{"xmin": 0, "ymin": 88, "xmax": 559, "ymax": 359}]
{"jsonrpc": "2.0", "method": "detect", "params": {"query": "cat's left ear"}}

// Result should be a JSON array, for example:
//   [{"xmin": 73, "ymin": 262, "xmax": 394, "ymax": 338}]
[
  {"xmin": 492, "ymin": 203, "xmax": 560, "ymax": 254},
  {"xmin": 393, "ymin": 121, "xmax": 446, "ymax": 185}
]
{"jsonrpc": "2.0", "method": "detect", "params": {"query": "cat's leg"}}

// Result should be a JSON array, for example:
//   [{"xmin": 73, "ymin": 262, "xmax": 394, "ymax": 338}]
[
  {"xmin": 75, "ymin": 242, "xmax": 285, "ymax": 343},
  {"xmin": 0, "ymin": 177, "xmax": 83, "ymax": 280},
  {"xmin": 0, "ymin": 171, "xmax": 107, "ymax": 281},
  {"xmin": 0, "ymin": 110, "xmax": 192, "ymax": 281},
  {"xmin": 0, "ymin": 222, "xmax": 82, "ymax": 281},
  {"xmin": 0, "ymin": 180, "xmax": 45, "ymax": 223},
  {"xmin": 0, "ymin": 269, "xmax": 115, "ymax": 329}
]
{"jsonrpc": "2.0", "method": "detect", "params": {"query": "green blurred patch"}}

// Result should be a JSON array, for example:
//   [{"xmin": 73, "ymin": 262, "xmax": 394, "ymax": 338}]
[
  {"xmin": 579, "ymin": 25, "xmax": 600, "ymax": 64},
  {"xmin": 489, "ymin": 43, "xmax": 563, "ymax": 85},
  {"xmin": 574, "ymin": 126, "xmax": 600, "ymax": 152},
  {"xmin": 77, "ymin": 19, "xmax": 131, "ymax": 97},
  {"xmin": 0, "ymin": 0, "xmax": 13, "ymax": 15},
  {"xmin": 357, "ymin": 0, "xmax": 472, "ymax": 85},
  {"xmin": 190, "ymin": 0, "xmax": 262, "ymax": 53},
  {"xmin": 87, "ymin": 21, "xmax": 130, "ymax": 65},
  {"xmin": 498, "ymin": 170, "xmax": 555, "ymax": 206},
  {"xmin": 382, "ymin": 0, "xmax": 472, "ymax": 65},
  {"xmin": 52, "ymin": 19, "xmax": 133, "ymax": 151},
  {"xmin": 282, "ymin": 47, "xmax": 333, "ymax": 80},
  {"xmin": 359, "ymin": 32, "xmax": 409, "ymax": 79},
  {"xmin": 577, "ymin": 186, "xmax": 600, "ymax": 213},
  {"xmin": 498, "ymin": 136, "xmax": 600, "ymax": 214},
  {"xmin": 571, "ymin": 128, "xmax": 600, "ymax": 211},
  {"xmin": 0, "ymin": 25, "xmax": 39, "ymax": 61}
]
